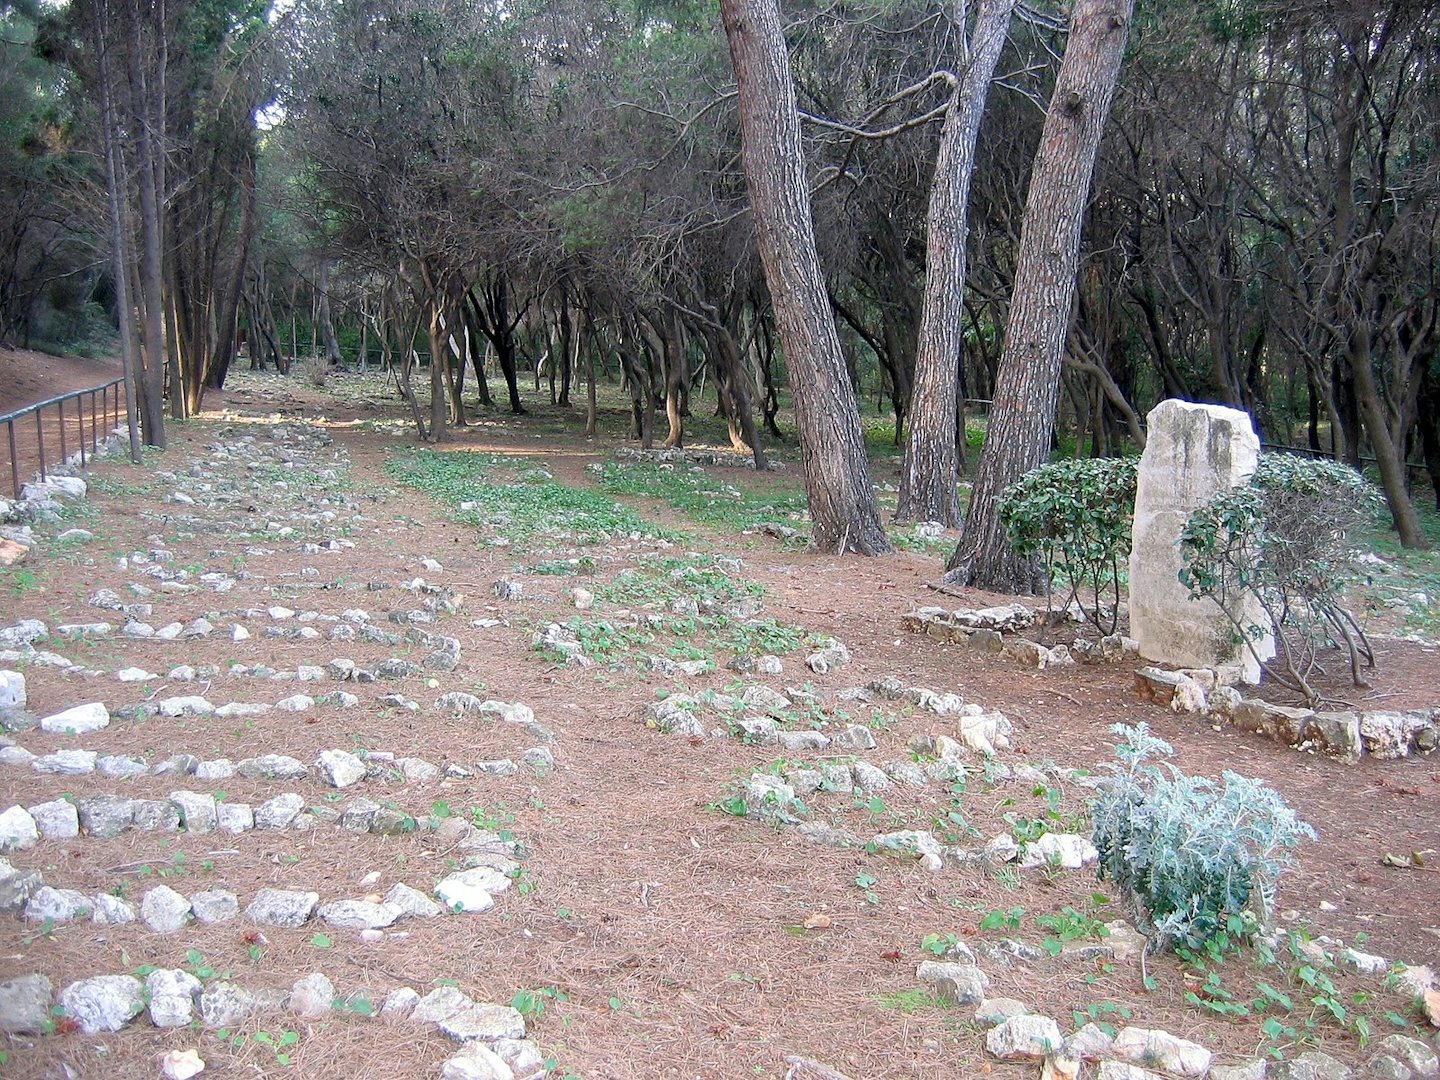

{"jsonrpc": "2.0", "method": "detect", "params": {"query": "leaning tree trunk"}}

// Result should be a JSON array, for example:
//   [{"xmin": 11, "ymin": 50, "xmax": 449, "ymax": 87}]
[
  {"xmin": 947, "ymin": 0, "xmax": 1134, "ymax": 589},
  {"xmin": 896, "ymin": 0, "xmax": 1015, "ymax": 526},
  {"xmin": 720, "ymin": 0, "xmax": 890, "ymax": 554}
]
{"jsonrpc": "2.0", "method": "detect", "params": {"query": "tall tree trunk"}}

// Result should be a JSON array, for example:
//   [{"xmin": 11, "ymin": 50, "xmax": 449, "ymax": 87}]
[
  {"xmin": 896, "ymin": 0, "xmax": 1015, "ymax": 525},
  {"xmin": 720, "ymin": 0, "xmax": 890, "ymax": 554},
  {"xmin": 947, "ymin": 0, "xmax": 1134, "ymax": 589}
]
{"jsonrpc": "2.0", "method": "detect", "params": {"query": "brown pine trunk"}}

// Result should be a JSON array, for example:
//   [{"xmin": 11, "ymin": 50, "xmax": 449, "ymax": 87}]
[
  {"xmin": 720, "ymin": 0, "xmax": 890, "ymax": 554},
  {"xmin": 896, "ymin": 0, "xmax": 1015, "ymax": 525},
  {"xmin": 947, "ymin": 0, "xmax": 1135, "ymax": 589}
]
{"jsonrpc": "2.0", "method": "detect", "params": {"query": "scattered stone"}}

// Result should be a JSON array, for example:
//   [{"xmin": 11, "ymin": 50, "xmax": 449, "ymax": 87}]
[
  {"xmin": 167, "ymin": 790, "xmax": 216, "ymax": 833},
  {"xmin": 132, "ymin": 798, "xmax": 182, "ymax": 832},
  {"xmin": 317, "ymin": 899, "xmax": 398, "ymax": 930},
  {"xmin": 147, "ymin": 968, "xmax": 203, "ymax": 1027},
  {"xmin": 190, "ymin": 890, "xmax": 240, "ymax": 925},
  {"xmin": 98, "ymin": 754, "xmax": 149, "ymax": 778},
  {"xmin": 0, "ymin": 670, "xmax": 25, "ymax": 710},
  {"xmin": 437, "ymin": 1002, "xmax": 527, "ymax": 1042},
  {"xmin": 28, "ymin": 798, "xmax": 78, "ymax": 840},
  {"xmin": 381, "ymin": 986, "xmax": 421, "ymax": 1021},
  {"xmin": 141, "ymin": 885, "xmax": 193, "ymax": 933},
  {"xmin": 1110, "ymin": 1027, "xmax": 1213, "ymax": 1078},
  {"xmin": 159, "ymin": 695, "xmax": 216, "ymax": 717},
  {"xmin": 0, "ymin": 805, "xmax": 38, "ymax": 851},
  {"xmin": 805, "ymin": 637, "xmax": 851, "ymax": 674},
  {"xmin": 200, "ymin": 982, "xmax": 286, "ymax": 1028},
  {"xmin": 441, "ymin": 1041, "xmax": 515, "ymax": 1080},
  {"xmin": 412, "ymin": 986, "xmax": 473, "ymax": 1025},
  {"xmin": 0, "ymin": 972, "xmax": 52, "ymax": 1034},
  {"xmin": 1018, "ymin": 833, "xmax": 1099, "ymax": 870},
  {"xmin": 216, "ymin": 803, "xmax": 253, "ymax": 834},
  {"xmin": 58, "ymin": 974, "xmax": 144, "ymax": 1033},
  {"xmin": 1369, "ymin": 1036, "xmax": 1437, "ymax": 1078},
  {"xmin": 245, "ymin": 888, "xmax": 318, "ymax": 928},
  {"xmin": 289, "ymin": 972, "xmax": 335, "ymax": 1019},
  {"xmin": 0, "ymin": 857, "xmax": 41, "ymax": 913},
  {"xmin": 78, "ymin": 795, "xmax": 136, "ymax": 838},
  {"xmin": 916, "ymin": 962, "xmax": 989, "ymax": 1005},
  {"xmin": 32, "ymin": 749, "xmax": 97, "ymax": 775},
  {"xmin": 238, "ymin": 754, "xmax": 310, "ymax": 781},
  {"xmin": 436, "ymin": 867, "xmax": 509, "ymax": 913},
  {"xmin": 385, "ymin": 883, "xmax": 443, "ymax": 920},
  {"xmin": 92, "ymin": 892, "xmax": 136, "ymax": 925},
  {"xmin": 317, "ymin": 748, "xmax": 367, "ymax": 788},
  {"xmin": 161, "ymin": 1048, "xmax": 206, "ymax": 1080},
  {"xmin": 1268, "ymin": 1051, "xmax": 1354, "ymax": 1080},
  {"xmin": 986, "ymin": 1014, "xmax": 1064, "ymax": 1060}
]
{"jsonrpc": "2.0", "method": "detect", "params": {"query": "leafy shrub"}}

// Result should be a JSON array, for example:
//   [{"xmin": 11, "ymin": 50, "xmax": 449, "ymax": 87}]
[
  {"xmin": 998, "ymin": 457, "xmax": 1137, "ymax": 633},
  {"xmin": 1090, "ymin": 724, "xmax": 1316, "ymax": 954},
  {"xmin": 1177, "ymin": 455, "xmax": 1383, "ymax": 705}
]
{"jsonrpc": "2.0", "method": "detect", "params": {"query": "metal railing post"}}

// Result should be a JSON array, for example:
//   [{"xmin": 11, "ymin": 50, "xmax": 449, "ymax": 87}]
[{"xmin": 34, "ymin": 409, "xmax": 46, "ymax": 482}]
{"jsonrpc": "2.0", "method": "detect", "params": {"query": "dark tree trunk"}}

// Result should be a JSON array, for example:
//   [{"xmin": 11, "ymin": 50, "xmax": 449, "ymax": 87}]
[
  {"xmin": 896, "ymin": 0, "xmax": 1015, "ymax": 526},
  {"xmin": 948, "ymin": 0, "xmax": 1135, "ymax": 589},
  {"xmin": 720, "ymin": 0, "xmax": 890, "ymax": 554}
]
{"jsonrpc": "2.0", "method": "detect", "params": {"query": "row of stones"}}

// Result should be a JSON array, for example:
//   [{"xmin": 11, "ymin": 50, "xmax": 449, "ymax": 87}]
[
  {"xmin": 0, "ymin": 770, "xmax": 542, "ymax": 849},
  {"xmin": 930, "ymin": 932, "xmax": 1440, "ymax": 1080},
  {"xmin": 1135, "ymin": 667, "xmax": 1440, "ymax": 762},
  {"xmin": 1, "ymin": 971, "xmax": 544, "ymax": 1080}
]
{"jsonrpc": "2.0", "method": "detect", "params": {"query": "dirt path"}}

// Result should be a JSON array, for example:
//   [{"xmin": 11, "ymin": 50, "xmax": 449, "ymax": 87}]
[{"xmin": 0, "ymin": 369, "xmax": 1435, "ymax": 1079}]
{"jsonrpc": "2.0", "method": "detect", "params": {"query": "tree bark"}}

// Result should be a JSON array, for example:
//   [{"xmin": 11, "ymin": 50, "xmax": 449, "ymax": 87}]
[
  {"xmin": 721, "ymin": 0, "xmax": 890, "ymax": 554},
  {"xmin": 947, "ymin": 0, "xmax": 1134, "ymax": 589},
  {"xmin": 896, "ymin": 0, "xmax": 1015, "ymax": 525}
]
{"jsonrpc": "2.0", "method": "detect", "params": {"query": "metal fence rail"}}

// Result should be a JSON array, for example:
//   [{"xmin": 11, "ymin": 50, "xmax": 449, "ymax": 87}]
[{"xmin": 2, "ymin": 377, "xmax": 125, "ymax": 499}]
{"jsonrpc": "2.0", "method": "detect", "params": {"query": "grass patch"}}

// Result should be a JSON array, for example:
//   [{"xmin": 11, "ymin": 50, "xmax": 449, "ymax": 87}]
[
  {"xmin": 387, "ymin": 449, "xmax": 675, "ymax": 546},
  {"xmin": 875, "ymin": 989, "xmax": 948, "ymax": 1014},
  {"xmin": 596, "ymin": 461, "xmax": 808, "ymax": 534}
]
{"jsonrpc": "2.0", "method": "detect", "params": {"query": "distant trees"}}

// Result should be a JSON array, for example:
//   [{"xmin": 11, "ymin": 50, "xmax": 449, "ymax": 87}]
[{"xmin": 20, "ymin": 0, "xmax": 1434, "ymax": 556}]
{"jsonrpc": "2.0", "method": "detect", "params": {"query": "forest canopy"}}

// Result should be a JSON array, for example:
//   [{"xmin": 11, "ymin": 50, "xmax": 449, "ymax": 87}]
[{"xmin": 3, "ymin": 0, "xmax": 1436, "ymax": 569}]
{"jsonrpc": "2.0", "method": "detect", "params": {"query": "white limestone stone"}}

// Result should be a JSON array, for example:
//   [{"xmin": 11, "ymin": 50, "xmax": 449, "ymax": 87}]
[{"xmin": 1128, "ymin": 400, "xmax": 1274, "ymax": 683}]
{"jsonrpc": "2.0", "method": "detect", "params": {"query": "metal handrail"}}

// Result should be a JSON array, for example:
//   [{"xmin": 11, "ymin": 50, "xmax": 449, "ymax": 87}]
[{"xmin": 2, "ymin": 376, "xmax": 125, "ymax": 499}]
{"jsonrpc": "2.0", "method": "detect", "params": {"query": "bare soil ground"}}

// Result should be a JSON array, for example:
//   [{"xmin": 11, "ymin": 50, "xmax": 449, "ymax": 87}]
[{"xmin": 1, "ymin": 365, "xmax": 1437, "ymax": 1080}]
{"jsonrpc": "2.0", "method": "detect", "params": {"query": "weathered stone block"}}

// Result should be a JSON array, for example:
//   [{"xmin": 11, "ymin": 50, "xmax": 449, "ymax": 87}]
[{"xmin": 1129, "ymin": 400, "xmax": 1273, "ymax": 683}]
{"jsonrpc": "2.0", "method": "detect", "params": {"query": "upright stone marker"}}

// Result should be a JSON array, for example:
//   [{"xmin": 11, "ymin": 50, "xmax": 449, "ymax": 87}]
[{"xmin": 1129, "ymin": 400, "xmax": 1274, "ymax": 683}]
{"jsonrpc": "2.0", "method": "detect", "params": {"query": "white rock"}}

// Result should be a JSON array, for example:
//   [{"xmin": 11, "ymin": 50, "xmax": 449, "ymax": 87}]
[
  {"xmin": 0, "ymin": 806, "xmax": 38, "ymax": 851},
  {"xmin": 28, "ymin": 799, "xmax": 78, "ymax": 839},
  {"xmin": 316, "ymin": 749, "xmax": 367, "ymax": 788},
  {"xmin": 437, "ymin": 1002, "xmax": 526, "ymax": 1042},
  {"xmin": 289, "ymin": 972, "xmax": 334, "ymax": 1019},
  {"xmin": 161, "ymin": 1048, "xmax": 206, "ymax": 1080},
  {"xmin": 146, "ymin": 968, "xmax": 202, "ymax": 1027},
  {"xmin": 39, "ymin": 702, "xmax": 110, "ymax": 735},
  {"xmin": 986, "ymin": 1015, "xmax": 1064, "ymax": 1060},
  {"xmin": 317, "ymin": 899, "xmax": 398, "ymax": 929},
  {"xmin": 441, "ymin": 1041, "xmax": 514, "ymax": 1080},
  {"xmin": 31, "ymin": 749, "xmax": 96, "ymax": 774},
  {"xmin": 436, "ymin": 869, "xmax": 506, "ymax": 913},
  {"xmin": 91, "ymin": 893, "xmax": 136, "ymax": 925},
  {"xmin": 115, "ymin": 667, "xmax": 159, "ymax": 682},
  {"xmin": 1018, "ymin": 833, "xmax": 1099, "ymax": 870},
  {"xmin": 141, "ymin": 885, "xmax": 192, "ymax": 933},
  {"xmin": 159, "ymin": 696, "xmax": 215, "ymax": 717},
  {"xmin": 58, "ymin": 974, "xmax": 144, "ymax": 1033},
  {"xmin": 232, "ymin": 625, "xmax": 250, "ymax": 641},
  {"xmin": 0, "ymin": 670, "xmax": 24, "ymax": 709},
  {"xmin": 216, "ymin": 803, "xmax": 253, "ymax": 834},
  {"xmin": 245, "ymin": 888, "xmax": 318, "ymax": 928},
  {"xmin": 1110, "ymin": 1027, "xmax": 1212, "ymax": 1078},
  {"xmin": 380, "ymin": 986, "xmax": 420, "ymax": 1020},
  {"xmin": 275, "ymin": 694, "xmax": 314, "ymax": 712}
]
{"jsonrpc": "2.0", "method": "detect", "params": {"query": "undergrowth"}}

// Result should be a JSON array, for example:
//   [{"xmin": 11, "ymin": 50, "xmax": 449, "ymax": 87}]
[{"xmin": 387, "ymin": 450, "xmax": 673, "ymax": 545}]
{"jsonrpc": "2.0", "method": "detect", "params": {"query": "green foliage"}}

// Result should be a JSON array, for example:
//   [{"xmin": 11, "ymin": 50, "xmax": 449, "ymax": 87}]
[
  {"xmin": 596, "ymin": 461, "xmax": 808, "ymax": 535},
  {"xmin": 387, "ymin": 450, "xmax": 672, "ymax": 546},
  {"xmin": 998, "ymin": 457, "xmax": 1137, "ymax": 633},
  {"xmin": 1090, "ymin": 724, "xmax": 1315, "ymax": 953},
  {"xmin": 1178, "ymin": 455, "xmax": 1383, "ymax": 705}
]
